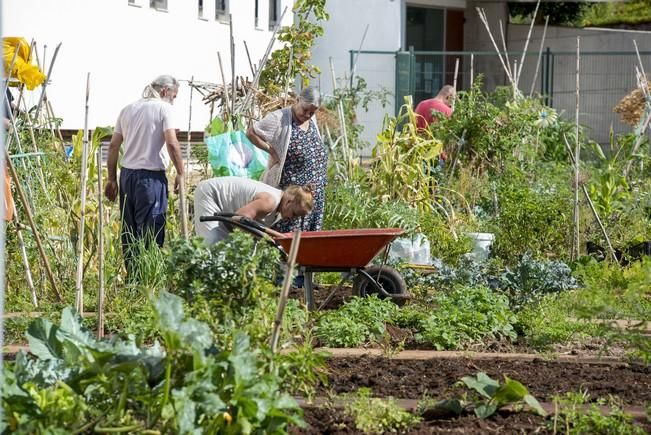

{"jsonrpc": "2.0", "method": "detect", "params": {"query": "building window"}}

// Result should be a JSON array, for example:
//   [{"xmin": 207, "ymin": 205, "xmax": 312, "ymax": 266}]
[
  {"xmin": 216, "ymin": 0, "xmax": 229, "ymax": 21},
  {"xmin": 198, "ymin": 0, "xmax": 205, "ymax": 18},
  {"xmin": 150, "ymin": 0, "xmax": 167, "ymax": 10},
  {"xmin": 269, "ymin": 0, "xmax": 280, "ymax": 30}
]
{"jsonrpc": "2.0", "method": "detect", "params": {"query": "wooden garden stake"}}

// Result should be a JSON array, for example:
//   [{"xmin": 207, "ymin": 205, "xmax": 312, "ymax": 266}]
[
  {"xmin": 498, "ymin": 20, "xmax": 513, "ymax": 83},
  {"xmin": 529, "ymin": 15, "xmax": 550, "ymax": 97},
  {"xmin": 75, "ymin": 73, "xmax": 91, "ymax": 313},
  {"xmin": 185, "ymin": 76, "xmax": 194, "ymax": 180},
  {"xmin": 243, "ymin": 40, "xmax": 256, "ymax": 76},
  {"xmin": 34, "ymin": 42, "xmax": 61, "ymax": 122},
  {"xmin": 241, "ymin": 7, "xmax": 288, "ymax": 112},
  {"xmin": 5, "ymin": 152, "xmax": 61, "ymax": 301},
  {"xmin": 572, "ymin": 37, "xmax": 581, "ymax": 260},
  {"xmin": 476, "ymin": 8, "xmax": 515, "ymax": 88},
  {"xmin": 96, "ymin": 146, "xmax": 105, "ymax": 338},
  {"xmin": 179, "ymin": 177, "xmax": 189, "ymax": 240},
  {"xmin": 229, "ymin": 14, "xmax": 236, "ymax": 117},
  {"xmin": 516, "ymin": 0, "xmax": 541, "ymax": 88},
  {"xmin": 350, "ymin": 24, "xmax": 370, "ymax": 87},
  {"xmin": 270, "ymin": 230, "xmax": 301, "ymax": 354},
  {"xmin": 9, "ymin": 199, "xmax": 38, "ymax": 307},
  {"xmin": 563, "ymin": 134, "xmax": 618, "ymax": 262},
  {"xmin": 452, "ymin": 58, "xmax": 460, "ymax": 111},
  {"xmin": 329, "ymin": 57, "xmax": 350, "ymax": 173},
  {"xmin": 217, "ymin": 52, "xmax": 231, "ymax": 118}
]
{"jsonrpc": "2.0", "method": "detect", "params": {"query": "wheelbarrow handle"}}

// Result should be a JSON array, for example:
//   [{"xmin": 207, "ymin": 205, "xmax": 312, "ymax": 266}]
[{"xmin": 199, "ymin": 213, "xmax": 288, "ymax": 243}]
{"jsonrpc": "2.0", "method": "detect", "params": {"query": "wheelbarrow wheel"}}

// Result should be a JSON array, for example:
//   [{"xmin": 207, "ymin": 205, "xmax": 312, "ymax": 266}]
[{"xmin": 352, "ymin": 265, "xmax": 407, "ymax": 302}]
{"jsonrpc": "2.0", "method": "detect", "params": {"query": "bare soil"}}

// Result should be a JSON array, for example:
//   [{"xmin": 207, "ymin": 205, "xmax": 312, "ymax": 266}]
[{"xmin": 319, "ymin": 355, "xmax": 651, "ymax": 405}]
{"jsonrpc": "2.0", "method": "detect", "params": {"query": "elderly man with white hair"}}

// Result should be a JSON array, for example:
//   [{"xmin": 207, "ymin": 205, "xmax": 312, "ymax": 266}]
[{"xmin": 105, "ymin": 75, "xmax": 184, "ymax": 274}]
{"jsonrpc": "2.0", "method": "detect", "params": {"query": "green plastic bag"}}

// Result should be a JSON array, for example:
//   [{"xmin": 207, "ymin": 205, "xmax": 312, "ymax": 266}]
[{"xmin": 206, "ymin": 130, "xmax": 269, "ymax": 180}]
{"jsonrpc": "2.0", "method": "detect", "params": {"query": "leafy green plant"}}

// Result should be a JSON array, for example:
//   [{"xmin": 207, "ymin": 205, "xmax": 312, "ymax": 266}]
[
  {"xmin": 460, "ymin": 372, "xmax": 546, "ymax": 419},
  {"xmin": 342, "ymin": 388, "xmax": 422, "ymax": 434},
  {"xmin": 314, "ymin": 296, "xmax": 399, "ymax": 347},
  {"xmin": 552, "ymin": 391, "xmax": 646, "ymax": 435},
  {"xmin": 489, "ymin": 164, "xmax": 572, "ymax": 263},
  {"xmin": 498, "ymin": 252, "xmax": 578, "ymax": 311},
  {"xmin": 167, "ymin": 232, "xmax": 280, "ymax": 316},
  {"xmin": 1, "ymin": 293, "xmax": 304, "ymax": 434},
  {"xmin": 416, "ymin": 286, "xmax": 517, "ymax": 350}
]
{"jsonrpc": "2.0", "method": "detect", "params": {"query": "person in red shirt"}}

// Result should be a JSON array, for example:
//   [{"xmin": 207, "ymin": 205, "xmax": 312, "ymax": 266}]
[{"xmin": 415, "ymin": 85, "xmax": 456, "ymax": 129}]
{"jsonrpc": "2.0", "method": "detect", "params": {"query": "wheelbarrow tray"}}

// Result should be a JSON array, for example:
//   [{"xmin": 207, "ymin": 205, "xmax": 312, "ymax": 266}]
[{"xmin": 275, "ymin": 228, "xmax": 404, "ymax": 268}]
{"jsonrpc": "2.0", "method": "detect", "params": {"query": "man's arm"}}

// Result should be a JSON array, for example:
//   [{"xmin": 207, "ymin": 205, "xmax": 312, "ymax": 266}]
[
  {"xmin": 164, "ymin": 128, "xmax": 184, "ymax": 193},
  {"xmin": 235, "ymin": 192, "xmax": 277, "ymax": 220},
  {"xmin": 104, "ymin": 132, "xmax": 123, "ymax": 202}
]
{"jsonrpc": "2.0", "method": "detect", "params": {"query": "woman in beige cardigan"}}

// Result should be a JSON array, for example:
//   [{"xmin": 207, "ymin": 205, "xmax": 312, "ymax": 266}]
[{"xmin": 246, "ymin": 86, "xmax": 327, "ymax": 233}]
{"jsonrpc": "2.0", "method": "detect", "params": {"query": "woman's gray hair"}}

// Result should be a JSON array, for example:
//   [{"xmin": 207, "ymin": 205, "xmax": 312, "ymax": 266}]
[
  {"xmin": 298, "ymin": 86, "xmax": 321, "ymax": 107},
  {"xmin": 142, "ymin": 75, "xmax": 179, "ymax": 99}
]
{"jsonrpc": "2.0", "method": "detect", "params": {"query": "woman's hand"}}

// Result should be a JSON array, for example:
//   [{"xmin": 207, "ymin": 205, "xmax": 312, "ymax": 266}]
[{"xmin": 268, "ymin": 147, "xmax": 280, "ymax": 167}]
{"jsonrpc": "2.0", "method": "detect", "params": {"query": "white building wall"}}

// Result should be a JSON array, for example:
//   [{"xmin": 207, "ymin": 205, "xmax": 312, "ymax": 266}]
[
  {"xmin": 311, "ymin": 0, "xmax": 464, "ymax": 153},
  {"xmin": 311, "ymin": 0, "xmax": 403, "ymax": 153},
  {"xmin": 1, "ymin": 0, "xmax": 293, "ymax": 131}
]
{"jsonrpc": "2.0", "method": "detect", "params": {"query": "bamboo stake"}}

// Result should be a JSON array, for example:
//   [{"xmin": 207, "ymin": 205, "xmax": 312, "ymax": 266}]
[
  {"xmin": 185, "ymin": 75, "xmax": 194, "ymax": 179},
  {"xmin": 96, "ymin": 146, "xmax": 105, "ymax": 338},
  {"xmin": 229, "ymin": 14, "xmax": 236, "ymax": 117},
  {"xmin": 476, "ymin": 8, "xmax": 515, "ymax": 87},
  {"xmin": 499, "ymin": 20, "xmax": 513, "ymax": 82},
  {"xmin": 517, "ymin": 0, "xmax": 541, "ymax": 88},
  {"xmin": 5, "ymin": 152, "xmax": 61, "ymax": 301},
  {"xmin": 34, "ymin": 42, "xmax": 61, "ymax": 122},
  {"xmin": 329, "ymin": 57, "xmax": 350, "ymax": 174},
  {"xmin": 217, "ymin": 52, "xmax": 231, "ymax": 119},
  {"xmin": 563, "ymin": 134, "xmax": 618, "ymax": 262},
  {"xmin": 241, "ymin": 6, "xmax": 288, "ymax": 112},
  {"xmin": 179, "ymin": 177, "xmax": 189, "ymax": 240},
  {"xmin": 283, "ymin": 47, "xmax": 294, "ymax": 107},
  {"xmin": 573, "ymin": 37, "xmax": 581, "ymax": 260},
  {"xmin": 270, "ymin": 230, "xmax": 301, "ymax": 354},
  {"xmin": 529, "ymin": 15, "xmax": 550, "ymax": 97},
  {"xmin": 75, "ymin": 73, "xmax": 91, "ymax": 313},
  {"xmin": 10, "ymin": 204, "xmax": 38, "ymax": 307},
  {"xmin": 350, "ymin": 24, "xmax": 370, "ymax": 87},
  {"xmin": 452, "ymin": 58, "xmax": 460, "ymax": 111},
  {"xmin": 243, "ymin": 40, "xmax": 256, "ymax": 76}
]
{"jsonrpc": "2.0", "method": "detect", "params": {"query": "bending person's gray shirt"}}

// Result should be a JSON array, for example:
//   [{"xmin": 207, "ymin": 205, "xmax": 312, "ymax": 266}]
[{"xmin": 193, "ymin": 176, "xmax": 282, "ymax": 245}]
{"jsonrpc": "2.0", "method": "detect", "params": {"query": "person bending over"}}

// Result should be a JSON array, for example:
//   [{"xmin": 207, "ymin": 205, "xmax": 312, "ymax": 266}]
[{"xmin": 193, "ymin": 176, "xmax": 314, "ymax": 245}]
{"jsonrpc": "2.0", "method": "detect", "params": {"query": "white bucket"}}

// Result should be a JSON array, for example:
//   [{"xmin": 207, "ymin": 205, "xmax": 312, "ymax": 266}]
[{"xmin": 466, "ymin": 232, "xmax": 495, "ymax": 261}]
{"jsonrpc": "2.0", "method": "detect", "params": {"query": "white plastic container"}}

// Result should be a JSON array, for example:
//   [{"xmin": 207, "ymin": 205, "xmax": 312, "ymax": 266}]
[
  {"xmin": 389, "ymin": 233, "xmax": 431, "ymax": 265},
  {"xmin": 466, "ymin": 232, "xmax": 495, "ymax": 261}
]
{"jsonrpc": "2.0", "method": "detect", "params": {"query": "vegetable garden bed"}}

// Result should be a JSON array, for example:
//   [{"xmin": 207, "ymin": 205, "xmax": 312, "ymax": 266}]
[{"xmin": 318, "ymin": 355, "xmax": 651, "ymax": 405}]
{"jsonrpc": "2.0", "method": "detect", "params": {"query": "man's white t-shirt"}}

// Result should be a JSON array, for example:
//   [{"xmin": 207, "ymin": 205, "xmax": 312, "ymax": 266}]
[{"xmin": 115, "ymin": 98, "xmax": 177, "ymax": 171}]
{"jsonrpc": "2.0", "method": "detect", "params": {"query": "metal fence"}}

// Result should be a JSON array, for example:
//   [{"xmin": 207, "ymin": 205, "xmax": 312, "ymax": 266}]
[{"xmin": 350, "ymin": 49, "xmax": 650, "ymax": 145}]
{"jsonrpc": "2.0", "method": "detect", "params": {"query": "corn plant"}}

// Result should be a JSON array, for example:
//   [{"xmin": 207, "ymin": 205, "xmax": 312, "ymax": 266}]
[{"xmin": 369, "ymin": 96, "xmax": 443, "ymax": 214}]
